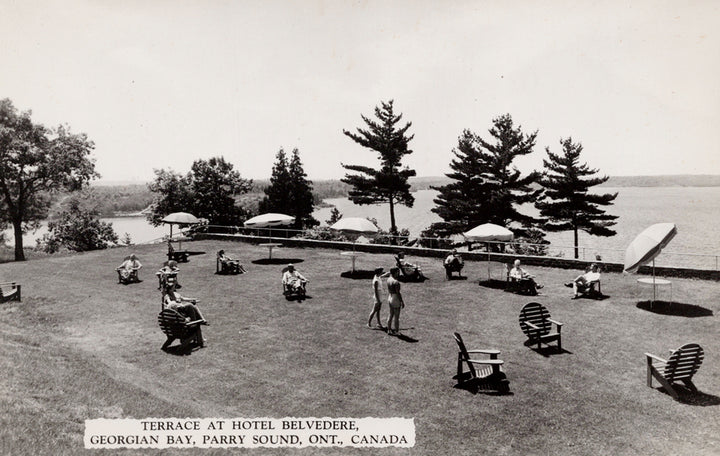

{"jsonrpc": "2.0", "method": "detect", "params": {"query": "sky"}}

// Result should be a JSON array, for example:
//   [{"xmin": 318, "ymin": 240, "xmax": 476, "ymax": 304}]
[{"xmin": 1, "ymin": 0, "xmax": 719, "ymax": 183}]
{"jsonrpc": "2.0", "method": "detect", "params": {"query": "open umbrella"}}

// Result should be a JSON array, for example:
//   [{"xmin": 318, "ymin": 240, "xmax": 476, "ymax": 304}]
[
  {"xmin": 463, "ymin": 223, "xmax": 514, "ymax": 280},
  {"xmin": 330, "ymin": 217, "xmax": 379, "ymax": 273},
  {"xmin": 162, "ymin": 212, "xmax": 200, "ymax": 238},
  {"xmin": 624, "ymin": 223, "xmax": 677, "ymax": 302},
  {"xmin": 243, "ymin": 213, "xmax": 295, "ymax": 229}
]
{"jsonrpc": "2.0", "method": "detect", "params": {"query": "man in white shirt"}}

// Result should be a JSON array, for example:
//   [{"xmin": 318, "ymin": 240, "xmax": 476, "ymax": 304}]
[{"xmin": 282, "ymin": 264, "xmax": 308, "ymax": 294}]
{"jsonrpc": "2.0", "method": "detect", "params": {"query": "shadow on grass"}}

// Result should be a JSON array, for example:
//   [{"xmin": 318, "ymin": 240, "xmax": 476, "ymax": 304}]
[
  {"xmin": 186, "ymin": 251, "xmax": 206, "ymax": 257},
  {"xmin": 119, "ymin": 279, "xmax": 143, "ymax": 285},
  {"xmin": 252, "ymin": 258, "xmax": 305, "ymax": 265},
  {"xmin": 398, "ymin": 275, "xmax": 429, "ymax": 283},
  {"xmin": 453, "ymin": 377, "xmax": 513, "ymax": 396},
  {"xmin": 523, "ymin": 340, "xmax": 573, "ymax": 357},
  {"xmin": 285, "ymin": 294, "xmax": 312, "ymax": 303},
  {"xmin": 572, "ymin": 293, "xmax": 609, "ymax": 301},
  {"xmin": 636, "ymin": 301, "xmax": 714, "ymax": 317},
  {"xmin": 161, "ymin": 344, "xmax": 203, "ymax": 356},
  {"xmin": 478, "ymin": 279, "xmax": 508, "ymax": 290},
  {"xmin": 654, "ymin": 385, "xmax": 720, "ymax": 406},
  {"xmin": 340, "ymin": 270, "xmax": 376, "ymax": 280},
  {"xmin": 446, "ymin": 275, "xmax": 468, "ymax": 281},
  {"xmin": 392, "ymin": 333, "xmax": 419, "ymax": 343}
]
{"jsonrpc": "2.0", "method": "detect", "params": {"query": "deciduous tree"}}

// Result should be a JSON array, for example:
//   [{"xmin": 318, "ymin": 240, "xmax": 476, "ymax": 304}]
[{"xmin": 0, "ymin": 98, "xmax": 97, "ymax": 260}]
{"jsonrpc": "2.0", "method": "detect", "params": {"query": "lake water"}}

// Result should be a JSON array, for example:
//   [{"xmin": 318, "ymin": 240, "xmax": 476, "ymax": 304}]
[
  {"xmin": 313, "ymin": 187, "xmax": 720, "ymax": 269},
  {"xmin": 4, "ymin": 187, "xmax": 718, "ymax": 269}
]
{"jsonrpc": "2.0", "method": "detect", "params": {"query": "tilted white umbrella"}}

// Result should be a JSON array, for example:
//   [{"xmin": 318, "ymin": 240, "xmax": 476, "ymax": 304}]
[
  {"xmin": 330, "ymin": 217, "xmax": 379, "ymax": 272},
  {"xmin": 624, "ymin": 223, "xmax": 677, "ymax": 302},
  {"xmin": 464, "ymin": 223, "xmax": 515, "ymax": 280},
  {"xmin": 162, "ymin": 212, "xmax": 200, "ymax": 238},
  {"xmin": 243, "ymin": 213, "xmax": 295, "ymax": 228}
]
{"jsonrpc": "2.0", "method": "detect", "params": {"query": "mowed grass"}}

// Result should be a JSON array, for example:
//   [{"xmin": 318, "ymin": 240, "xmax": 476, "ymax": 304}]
[{"xmin": 1, "ymin": 240, "xmax": 720, "ymax": 456}]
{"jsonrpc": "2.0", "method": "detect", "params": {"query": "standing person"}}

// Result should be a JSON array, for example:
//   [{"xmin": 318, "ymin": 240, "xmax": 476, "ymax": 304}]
[
  {"xmin": 386, "ymin": 267, "xmax": 405, "ymax": 336},
  {"xmin": 368, "ymin": 268, "xmax": 390, "ymax": 329}
]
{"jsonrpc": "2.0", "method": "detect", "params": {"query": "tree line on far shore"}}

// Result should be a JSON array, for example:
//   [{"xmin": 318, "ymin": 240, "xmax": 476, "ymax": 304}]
[{"xmin": 1, "ymin": 97, "xmax": 617, "ymax": 260}]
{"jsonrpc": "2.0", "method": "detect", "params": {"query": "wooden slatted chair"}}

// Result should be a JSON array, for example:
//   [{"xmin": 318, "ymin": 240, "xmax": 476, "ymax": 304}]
[
  {"xmin": 518, "ymin": 302, "xmax": 563, "ymax": 351},
  {"xmin": 167, "ymin": 242, "xmax": 189, "ymax": 263},
  {"xmin": 216, "ymin": 251, "xmax": 241, "ymax": 274},
  {"xmin": 0, "ymin": 282, "xmax": 21, "ymax": 303},
  {"xmin": 646, "ymin": 343, "xmax": 704, "ymax": 400},
  {"xmin": 158, "ymin": 308, "xmax": 204, "ymax": 351},
  {"xmin": 452, "ymin": 332, "xmax": 509, "ymax": 393}
]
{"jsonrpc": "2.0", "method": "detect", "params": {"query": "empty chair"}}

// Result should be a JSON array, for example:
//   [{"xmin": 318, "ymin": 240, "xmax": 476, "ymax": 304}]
[
  {"xmin": 518, "ymin": 302, "xmax": 563, "ymax": 352},
  {"xmin": 452, "ymin": 332, "xmax": 509, "ymax": 393},
  {"xmin": 0, "ymin": 282, "xmax": 21, "ymax": 303},
  {"xmin": 646, "ymin": 343, "xmax": 704, "ymax": 400}
]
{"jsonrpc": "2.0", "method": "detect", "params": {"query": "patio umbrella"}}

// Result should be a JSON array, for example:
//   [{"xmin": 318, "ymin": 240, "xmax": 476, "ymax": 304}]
[
  {"xmin": 624, "ymin": 223, "xmax": 677, "ymax": 302},
  {"xmin": 463, "ymin": 223, "xmax": 514, "ymax": 280},
  {"xmin": 162, "ymin": 212, "xmax": 200, "ymax": 238},
  {"xmin": 330, "ymin": 217, "xmax": 379, "ymax": 272},
  {"xmin": 243, "ymin": 213, "xmax": 295, "ymax": 228}
]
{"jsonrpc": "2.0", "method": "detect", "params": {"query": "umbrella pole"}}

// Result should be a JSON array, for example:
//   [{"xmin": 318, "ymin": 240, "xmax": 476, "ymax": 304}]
[{"xmin": 652, "ymin": 259, "xmax": 656, "ymax": 304}]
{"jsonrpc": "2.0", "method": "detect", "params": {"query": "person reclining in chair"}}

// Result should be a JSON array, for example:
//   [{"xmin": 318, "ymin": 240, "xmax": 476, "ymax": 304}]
[
  {"xmin": 565, "ymin": 263, "xmax": 601, "ymax": 299},
  {"xmin": 157, "ymin": 260, "xmax": 181, "ymax": 289},
  {"xmin": 162, "ymin": 281, "xmax": 208, "ymax": 325},
  {"xmin": 395, "ymin": 252, "xmax": 426, "ymax": 280},
  {"xmin": 282, "ymin": 264, "xmax": 308, "ymax": 294},
  {"xmin": 218, "ymin": 250, "xmax": 246, "ymax": 273},
  {"xmin": 508, "ymin": 259, "xmax": 543, "ymax": 295},
  {"xmin": 116, "ymin": 254, "xmax": 142, "ymax": 282}
]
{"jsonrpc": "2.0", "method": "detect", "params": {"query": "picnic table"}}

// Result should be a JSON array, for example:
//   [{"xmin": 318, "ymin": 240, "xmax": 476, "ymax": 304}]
[{"xmin": 637, "ymin": 277, "xmax": 672, "ymax": 307}]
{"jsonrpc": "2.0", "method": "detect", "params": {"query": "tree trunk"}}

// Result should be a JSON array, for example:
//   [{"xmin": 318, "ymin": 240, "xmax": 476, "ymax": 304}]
[
  {"xmin": 388, "ymin": 197, "xmax": 397, "ymax": 244},
  {"xmin": 13, "ymin": 218, "xmax": 25, "ymax": 261},
  {"xmin": 573, "ymin": 226, "xmax": 579, "ymax": 259}
]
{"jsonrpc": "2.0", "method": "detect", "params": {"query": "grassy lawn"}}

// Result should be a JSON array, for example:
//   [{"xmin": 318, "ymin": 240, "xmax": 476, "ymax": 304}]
[{"xmin": 1, "ymin": 239, "xmax": 719, "ymax": 455}]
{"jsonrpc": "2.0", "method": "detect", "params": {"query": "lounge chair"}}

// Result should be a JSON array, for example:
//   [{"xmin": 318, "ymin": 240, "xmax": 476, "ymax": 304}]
[
  {"xmin": 518, "ymin": 302, "xmax": 563, "ymax": 352},
  {"xmin": 0, "ymin": 282, "xmax": 21, "ymax": 303},
  {"xmin": 646, "ymin": 343, "xmax": 704, "ymax": 400},
  {"xmin": 158, "ymin": 308, "xmax": 204, "ymax": 351},
  {"xmin": 452, "ymin": 332, "xmax": 509, "ymax": 393}
]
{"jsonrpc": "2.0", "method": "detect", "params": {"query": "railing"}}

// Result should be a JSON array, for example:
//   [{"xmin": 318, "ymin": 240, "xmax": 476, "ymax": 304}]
[{"xmin": 172, "ymin": 224, "xmax": 720, "ymax": 271}]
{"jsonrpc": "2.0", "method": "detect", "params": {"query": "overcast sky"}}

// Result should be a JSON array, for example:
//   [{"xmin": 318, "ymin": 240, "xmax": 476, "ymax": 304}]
[{"xmin": 1, "ymin": 0, "xmax": 718, "ymax": 182}]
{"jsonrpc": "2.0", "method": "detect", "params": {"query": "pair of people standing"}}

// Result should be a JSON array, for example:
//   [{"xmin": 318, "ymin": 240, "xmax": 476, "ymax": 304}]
[{"xmin": 368, "ymin": 267, "xmax": 405, "ymax": 336}]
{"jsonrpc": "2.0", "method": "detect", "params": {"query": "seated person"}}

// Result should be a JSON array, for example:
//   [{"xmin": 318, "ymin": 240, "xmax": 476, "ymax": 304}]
[
  {"xmin": 116, "ymin": 254, "xmax": 142, "ymax": 281},
  {"xmin": 443, "ymin": 249, "xmax": 464, "ymax": 277},
  {"xmin": 508, "ymin": 259, "xmax": 543, "ymax": 294},
  {"xmin": 217, "ymin": 250, "xmax": 246, "ymax": 273},
  {"xmin": 566, "ymin": 263, "xmax": 601, "ymax": 299},
  {"xmin": 162, "ymin": 282, "xmax": 208, "ymax": 325},
  {"xmin": 395, "ymin": 252, "xmax": 425, "ymax": 280},
  {"xmin": 157, "ymin": 260, "xmax": 181, "ymax": 289},
  {"xmin": 282, "ymin": 264, "xmax": 308, "ymax": 294}
]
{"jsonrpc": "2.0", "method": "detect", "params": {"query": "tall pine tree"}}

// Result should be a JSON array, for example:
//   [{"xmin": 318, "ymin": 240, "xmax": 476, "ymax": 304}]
[
  {"xmin": 259, "ymin": 148, "xmax": 317, "ymax": 229},
  {"xmin": 432, "ymin": 114, "xmax": 542, "ymax": 235},
  {"xmin": 287, "ymin": 148, "xmax": 318, "ymax": 229},
  {"xmin": 535, "ymin": 137, "xmax": 618, "ymax": 259},
  {"xmin": 342, "ymin": 100, "xmax": 416, "ymax": 235},
  {"xmin": 259, "ymin": 148, "xmax": 291, "ymax": 215}
]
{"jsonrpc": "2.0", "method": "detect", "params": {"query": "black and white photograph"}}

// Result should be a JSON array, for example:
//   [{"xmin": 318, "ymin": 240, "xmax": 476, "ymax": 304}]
[{"xmin": 1, "ymin": 1, "xmax": 719, "ymax": 454}]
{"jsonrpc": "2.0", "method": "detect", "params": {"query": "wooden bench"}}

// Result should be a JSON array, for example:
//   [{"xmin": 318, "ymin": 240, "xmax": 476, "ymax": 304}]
[
  {"xmin": 646, "ymin": 343, "xmax": 704, "ymax": 399},
  {"xmin": 452, "ymin": 332, "xmax": 509, "ymax": 393},
  {"xmin": 0, "ymin": 282, "xmax": 21, "ymax": 303},
  {"xmin": 158, "ymin": 308, "xmax": 204, "ymax": 351},
  {"xmin": 519, "ymin": 302, "xmax": 563, "ymax": 351}
]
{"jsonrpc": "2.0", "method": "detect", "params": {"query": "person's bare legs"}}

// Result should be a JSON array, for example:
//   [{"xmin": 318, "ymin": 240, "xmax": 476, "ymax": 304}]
[{"xmin": 368, "ymin": 302, "xmax": 382, "ymax": 328}]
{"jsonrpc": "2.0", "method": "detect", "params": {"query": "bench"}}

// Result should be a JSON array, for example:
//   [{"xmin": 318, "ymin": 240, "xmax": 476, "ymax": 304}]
[
  {"xmin": 0, "ymin": 282, "xmax": 21, "ymax": 303},
  {"xmin": 519, "ymin": 302, "xmax": 563, "ymax": 352},
  {"xmin": 158, "ymin": 308, "xmax": 204, "ymax": 351},
  {"xmin": 646, "ymin": 343, "xmax": 704, "ymax": 399}
]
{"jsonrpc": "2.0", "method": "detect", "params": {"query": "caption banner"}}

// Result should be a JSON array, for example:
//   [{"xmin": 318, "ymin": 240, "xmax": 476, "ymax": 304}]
[{"xmin": 85, "ymin": 417, "xmax": 415, "ymax": 449}]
